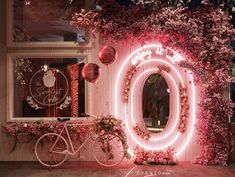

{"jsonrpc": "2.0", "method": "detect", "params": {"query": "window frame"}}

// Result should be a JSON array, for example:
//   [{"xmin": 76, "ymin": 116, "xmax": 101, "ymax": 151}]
[
  {"xmin": 6, "ymin": 0, "xmax": 93, "ymax": 48},
  {"xmin": 6, "ymin": 52, "xmax": 92, "ymax": 122}
]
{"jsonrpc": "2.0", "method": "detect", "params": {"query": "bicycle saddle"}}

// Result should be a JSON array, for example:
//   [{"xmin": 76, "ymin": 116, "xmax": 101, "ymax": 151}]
[{"xmin": 57, "ymin": 117, "xmax": 71, "ymax": 122}]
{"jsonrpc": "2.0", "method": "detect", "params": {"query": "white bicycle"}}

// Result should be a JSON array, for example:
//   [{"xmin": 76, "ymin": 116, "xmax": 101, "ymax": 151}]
[{"xmin": 34, "ymin": 116, "xmax": 125, "ymax": 168}]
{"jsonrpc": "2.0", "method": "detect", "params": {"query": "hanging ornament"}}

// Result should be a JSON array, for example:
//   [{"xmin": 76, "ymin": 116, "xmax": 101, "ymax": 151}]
[
  {"xmin": 82, "ymin": 63, "xmax": 101, "ymax": 83},
  {"xmin": 25, "ymin": 0, "xmax": 31, "ymax": 6},
  {"xmin": 98, "ymin": 45, "xmax": 117, "ymax": 66},
  {"xmin": 42, "ymin": 70, "xmax": 56, "ymax": 88}
]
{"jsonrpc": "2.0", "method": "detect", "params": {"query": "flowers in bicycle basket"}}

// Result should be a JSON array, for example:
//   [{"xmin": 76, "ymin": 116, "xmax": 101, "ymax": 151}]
[
  {"xmin": 97, "ymin": 135, "xmax": 115, "ymax": 160},
  {"xmin": 94, "ymin": 115, "xmax": 130, "ymax": 159},
  {"xmin": 94, "ymin": 115, "xmax": 122, "ymax": 133}
]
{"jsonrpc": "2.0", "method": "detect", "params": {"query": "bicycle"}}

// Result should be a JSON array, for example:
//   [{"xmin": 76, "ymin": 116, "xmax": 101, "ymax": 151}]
[{"xmin": 34, "ymin": 115, "xmax": 126, "ymax": 168}]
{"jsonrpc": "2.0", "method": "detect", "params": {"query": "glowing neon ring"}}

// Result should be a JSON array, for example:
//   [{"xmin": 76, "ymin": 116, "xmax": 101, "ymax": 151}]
[
  {"xmin": 127, "ymin": 69, "xmax": 181, "ymax": 149},
  {"xmin": 114, "ymin": 44, "xmax": 196, "ymax": 157},
  {"xmin": 131, "ymin": 59, "xmax": 183, "ymax": 141}
]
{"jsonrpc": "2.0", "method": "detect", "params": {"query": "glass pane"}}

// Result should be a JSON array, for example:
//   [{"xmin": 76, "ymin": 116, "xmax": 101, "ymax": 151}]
[
  {"xmin": 13, "ymin": 57, "xmax": 85, "ymax": 118},
  {"xmin": 13, "ymin": 0, "xmax": 91, "ymax": 42},
  {"xmin": 142, "ymin": 74, "xmax": 170, "ymax": 132}
]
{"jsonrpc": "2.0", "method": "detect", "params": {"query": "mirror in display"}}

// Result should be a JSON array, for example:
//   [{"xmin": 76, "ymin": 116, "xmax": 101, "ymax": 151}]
[{"xmin": 142, "ymin": 73, "xmax": 170, "ymax": 132}]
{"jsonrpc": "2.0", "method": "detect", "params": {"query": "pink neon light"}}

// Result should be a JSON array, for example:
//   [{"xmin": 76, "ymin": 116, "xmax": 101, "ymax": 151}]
[
  {"xmin": 114, "ymin": 44, "xmax": 196, "ymax": 157},
  {"xmin": 124, "ymin": 69, "xmax": 180, "ymax": 151},
  {"xmin": 137, "ymin": 59, "xmax": 184, "ymax": 87},
  {"xmin": 130, "ymin": 68, "xmax": 180, "ymax": 141},
  {"xmin": 115, "ymin": 44, "xmax": 165, "ymax": 116},
  {"xmin": 130, "ymin": 59, "xmax": 185, "ymax": 141},
  {"xmin": 125, "ymin": 99, "xmax": 181, "ymax": 151}
]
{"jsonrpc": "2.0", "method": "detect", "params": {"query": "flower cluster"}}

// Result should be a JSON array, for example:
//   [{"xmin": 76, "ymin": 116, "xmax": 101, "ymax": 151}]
[
  {"xmin": 134, "ymin": 146, "xmax": 177, "ymax": 165},
  {"xmin": 3, "ymin": 121, "xmax": 89, "ymax": 152},
  {"xmin": 178, "ymin": 85, "xmax": 189, "ymax": 133},
  {"xmin": 195, "ymin": 75, "xmax": 233, "ymax": 165},
  {"xmin": 122, "ymin": 64, "xmax": 170, "ymax": 104},
  {"xmin": 122, "ymin": 65, "xmax": 138, "ymax": 103},
  {"xmin": 178, "ymin": 61, "xmax": 207, "ymax": 84},
  {"xmin": 133, "ymin": 125, "xmax": 150, "ymax": 140},
  {"xmin": 71, "ymin": 9, "xmax": 98, "ymax": 28},
  {"xmin": 14, "ymin": 58, "xmax": 32, "ymax": 85},
  {"xmin": 158, "ymin": 65, "xmax": 171, "ymax": 73},
  {"xmin": 94, "ymin": 115, "xmax": 130, "ymax": 158}
]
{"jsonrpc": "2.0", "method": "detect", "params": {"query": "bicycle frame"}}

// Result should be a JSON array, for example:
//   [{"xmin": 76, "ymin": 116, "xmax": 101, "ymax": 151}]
[
  {"xmin": 50, "ymin": 121, "xmax": 95, "ymax": 157},
  {"xmin": 35, "ymin": 114, "xmax": 126, "ymax": 167}
]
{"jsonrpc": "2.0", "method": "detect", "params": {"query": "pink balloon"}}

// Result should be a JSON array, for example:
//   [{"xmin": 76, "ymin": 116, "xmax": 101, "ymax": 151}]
[
  {"xmin": 82, "ymin": 63, "xmax": 101, "ymax": 83},
  {"xmin": 98, "ymin": 45, "xmax": 117, "ymax": 66}
]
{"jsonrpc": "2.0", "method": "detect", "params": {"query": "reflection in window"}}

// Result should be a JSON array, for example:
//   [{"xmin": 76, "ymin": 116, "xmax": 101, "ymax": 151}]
[
  {"xmin": 13, "ymin": 57, "xmax": 85, "ymax": 118},
  {"xmin": 142, "ymin": 74, "xmax": 169, "ymax": 132},
  {"xmin": 13, "ymin": 0, "xmax": 91, "ymax": 42}
]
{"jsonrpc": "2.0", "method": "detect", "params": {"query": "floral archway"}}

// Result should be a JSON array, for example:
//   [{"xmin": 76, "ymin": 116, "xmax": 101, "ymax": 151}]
[{"xmin": 71, "ymin": 0, "xmax": 235, "ymax": 165}]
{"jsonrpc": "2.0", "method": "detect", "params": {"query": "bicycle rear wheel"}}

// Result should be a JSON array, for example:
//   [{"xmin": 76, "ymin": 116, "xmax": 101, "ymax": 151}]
[
  {"xmin": 35, "ymin": 133, "xmax": 69, "ymax": 168},
  {"xmin": 93, "ymin": 133, "xmax": 125, "ymax": 167}
]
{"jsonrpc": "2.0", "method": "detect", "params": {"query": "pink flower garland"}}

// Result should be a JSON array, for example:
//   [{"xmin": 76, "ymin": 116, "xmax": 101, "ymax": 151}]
[
  {"xmin": 133, "ymin": 125, "xmax": 151, "ymax": 140},
  {"xmin": 122, "ymin": 64, "xmax": 171, "ymax": 103},
  {"xmin": 122, "ymin": 65, "xmax": 138, "ymax": 103},
  {"xmin": 134, "ymin": 146, "xmax": 177, "ymax": 165},
  {"xmin": 178, "ymin": 85, "xmax": 189, "ymax": 133},
  {"xmin": 3, "ymin": 121, "xmax": 89, "ymax": 152}
]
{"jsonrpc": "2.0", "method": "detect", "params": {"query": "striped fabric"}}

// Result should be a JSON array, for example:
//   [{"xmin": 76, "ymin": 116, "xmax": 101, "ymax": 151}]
[{"xmin": 67, "ymin": 63, "xmax": 79, "ymax": 117}]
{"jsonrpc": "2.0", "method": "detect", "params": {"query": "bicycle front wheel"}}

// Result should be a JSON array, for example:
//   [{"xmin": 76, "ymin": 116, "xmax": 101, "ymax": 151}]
[
  {"xmin": 93, "ymin": 133, "xmax": 125, "ymax": 167},
  {"xmin": 35, "ymin": 133, "xmax": 69, "ymax": 168}
]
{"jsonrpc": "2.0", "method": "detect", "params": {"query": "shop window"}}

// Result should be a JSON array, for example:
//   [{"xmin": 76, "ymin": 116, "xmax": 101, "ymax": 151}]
[{"xmin": 10, "ymin": 57, "xmax": 86, "ymax": 118}]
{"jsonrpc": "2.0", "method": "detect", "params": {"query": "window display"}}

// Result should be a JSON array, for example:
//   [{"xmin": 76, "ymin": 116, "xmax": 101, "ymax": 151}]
[{"xmin": 13, "ymin": 57, "xmax": 85, "ymax": 118}]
